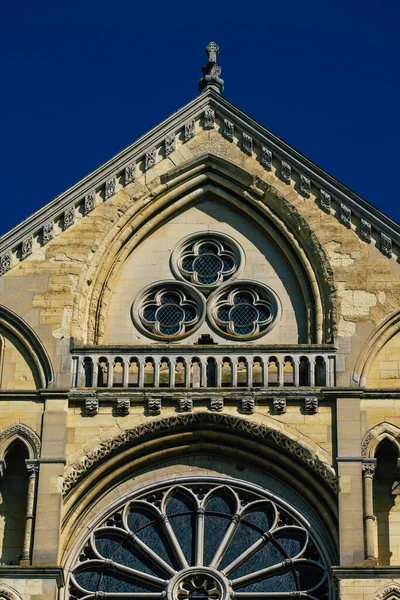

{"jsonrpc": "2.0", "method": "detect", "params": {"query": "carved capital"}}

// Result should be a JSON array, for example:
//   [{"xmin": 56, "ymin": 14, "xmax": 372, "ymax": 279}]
[
  {"xmin": 362, "ymin": 462, "xmax": 376, "ymax": 478},
  {"xmin": 25, "ymin": 460, "xmax": 39, "ymax": 477}
]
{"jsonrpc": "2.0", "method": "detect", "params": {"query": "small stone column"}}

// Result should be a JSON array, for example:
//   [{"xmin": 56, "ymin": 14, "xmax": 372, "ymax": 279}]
[
  {"xmin": 21, "ymin": 460, "xmax": 39, "ymax": 565},
  {"xmin": 362, "ymin": 460, "xmax": 377, "ymax": 562}
]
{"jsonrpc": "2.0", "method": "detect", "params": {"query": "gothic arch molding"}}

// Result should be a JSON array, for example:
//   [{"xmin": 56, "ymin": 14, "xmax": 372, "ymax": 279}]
[
  {"xmin": 0, "ymin": 305, "xmax": 54, "ymax": 388},
  {"xmin": 362, "ymin": 421, "xmax": 400, "ymax": 458},
  {"xmin": 0, "ymin": 584, "xmax": 23, "ymax": 600},
  {"xmin": 0, "ymin": 423, "xmax": 41, "ymax": 459},
  {"xmin": 353, "ymin": 308, "xmax": 400, "ymax": 387},
  {"xmin": 75, "ymin": 153, "xmax": 336, "ymax": 346},
  {"xmin": 61, "ymin": 412, "xmax": 338, "ymax": 555},
  {"xmin": 375, "ymin": 583, "xmax": 400, "ymax": 599}
]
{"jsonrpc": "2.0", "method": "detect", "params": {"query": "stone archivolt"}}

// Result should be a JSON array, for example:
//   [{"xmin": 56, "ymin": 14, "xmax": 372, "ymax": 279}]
[{"xmin": 62, "ymin": 412, "xmax": 338, "ymax": 495}]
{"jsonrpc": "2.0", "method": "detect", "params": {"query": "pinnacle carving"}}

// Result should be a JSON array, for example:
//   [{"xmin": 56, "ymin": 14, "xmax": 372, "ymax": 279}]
[{"xmin": 198, "ymin": 42, "xmax": 224, "ymax": 94}]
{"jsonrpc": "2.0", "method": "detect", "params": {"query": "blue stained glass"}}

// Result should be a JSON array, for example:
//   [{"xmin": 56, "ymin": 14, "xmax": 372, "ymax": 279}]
[
  {"xmin": 184, "ymin": 306, "xmax": 197, "ymax": 321},
  {"xmin": 167, "ymin": 492, "xmax": 196, "ymax": 515},
  {"xmin": 160, "ymin": 293, "xmax": 181, "ymax": 305},
  {"xmin": 128, "ymin": 509, "xmax": 178, "ymax": 570},
  {"xmin": 274, "ymin": 530, "xmax": 307, "ymax": 558},
  {"xmin": 218, "ymin": 522, "xmax": 261, "ymax": 571},
  {"xmin": 242, "ymin": 504, "xmax": 275, "ymax": 532},
  {"xmin": 127, "ymin": 506, "xmax": 155, "ymax": 532},
  {"xmin": 95, "ymin": 533, "xmax": 167, "ymax": 578},
  {"xmin": 169, "ymin": 512, "xmax": 195, "ymax": 565},
  {"xmin": 230, "ymin": 540, "xmax": 285, "ymax": 578},
  {"xmin": 206, "ymin": 494, "xmax": 236, "ymax": 514},
  {"xmin": 233, "ymin": 293, "xmax": 253, "ymax": 305},
  {"xmin": 296, "ymin": 564, "xmax": 325, "ymax": 591},
  {"xmin": 230, "ymin": 304, "xmax": 258, "ymax": 327},
  {"xmin": 159, "ymin": 324, "xmax": 180, "ymax": 335},
  {"xmin": 182, "ymin": 257, "xmax": 195, "ymax": 271},
  {"xmin": 257, "ymin": 306, "xmax": 271, "ymax": 322},
  {"xmin": 156, "ymin": 304, "xmax": 185, "ymax": 326},
  {"xmin": 74, "ymin": 566, "xmax": 102, "ymax": 592},
  {"xmin": 100, "ymin": 569, "xmax": 162, "ymax": 593},
  {"xmin": 203, "ymin": 514, "xmax": 232, "ymax": 566},
  {"xmin": 198, "ymin": 244, "xmax": 219, "ymax": 255},
  {"xmin": 143, "ymin": 306, "xmax": 157, "ymax": 322},
  {"xmin": 234, "ymin": 571, "xmax": 297, "ymax": 593},
  {"xmin": 217, "ymin": 307, "xmax": 230, "ymax": 322},
  {"xmin": 193, "ymin": 254, "xmax": 223, "ymax": 278}
]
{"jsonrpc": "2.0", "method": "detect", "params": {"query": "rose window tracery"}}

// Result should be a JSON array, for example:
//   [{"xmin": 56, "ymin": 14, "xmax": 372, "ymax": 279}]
[
  {"xmin": 68, "ymin": 478, "xmax": 329, "ymax": 599},
  {"xmin": 132, "ymin": 283, "xmax": 205, "ymax": 341},
  {"xmin": 171, "ymin": 233, "xmax": 244, "ymax": 288},
  {"xmin": 208, "ymin": 282, "xmax": 280, "ymax": 340}
]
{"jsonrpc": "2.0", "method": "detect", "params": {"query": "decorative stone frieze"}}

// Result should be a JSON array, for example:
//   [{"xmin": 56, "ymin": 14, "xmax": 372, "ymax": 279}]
[
  {"xmin": 204, "ymin": 107, "xmax": 215, "ymax": 129},
  {"xmin": 84, "ymin": 192, "xmax": 95, "ymax": 214},
  {"xmin": 261, "ymin": 146, "xmax": 272, "ymax": 169},
  {"xmin": 281, "ymin": 161, "xmax": 291, "ymax": 184},
  {"xmin": 242, "ymin": 132, "xmax": 253, "ymax": 155},
  {"xmin": 320, "ymin": 189, "xmax": 331, "ymax": 211},
  {"xmin": 241, "ymin": 397, "xmax": 255, "ymax": 414},
  {"xmin": 0, "ymin": 251, "xmax": 11, "ymax": 276},
  {"xmin": 223, "ymin": 119, "xmax": 234, "ymax": 140},
  {"xmin": 43, "ymin": 221, "xmax": 54, "ymax": 244},
  {"xmin": 360, "ymin": 218, "xmax": 372, "ymax": 242},
  {"xmin": 116, "ymin": 398, "xmax": 130, "ymax": 415},
  {"xmin": 145, "ymin": 148, "xmax": 157, "ymax": 170},
  {"xmin": 125, "ymin": 163, "xmax": 136, "ymax": 183},
  {"xmin": 300, "ymin": 174, "xmax": 311, "ymax": 197},
  {"xmin": 21, "ymin": 237, "xmax": 33, "ymax": 259},
  {"xmin": 184, "ymin": 119, "xmax": 195, "ymax": 141},
  {"xmin": 147, "ymin": 397, "xmax": 161, "ymax": 415},
  {"xmin": 165, "ymin": 134, "xmax": 175, "ymax": 155},
  {"xmin": 340, "ymin": 203, "xmax": 351, "ymax": 227},
  {"xmin": 179, "ymin": 397, "xmax": 193, "ymax": 412},
  {"xmin": 273, "ymin": 397, "xmax": 286, "ymax": 414},
  {"xmin": 85, "ymin": 397, "xmax": 99, "ymax": 416},
  {"xmin": 210, "ymin": 397, "xmax": 224, "ymax": 412},
  {"xmin": 63, "ymin": 207, "xmax": 75, "ymax": 230},
  {"xmin": 305, "ymin": 397, "xmax": 318, "ymax": 414},
  {"xmin": 381, "ymin": 232, "xmax": 393, "ymax": 258},
  {"xmin": 105, "ymin": 176, "xmax": 116, "ymax": 199}
]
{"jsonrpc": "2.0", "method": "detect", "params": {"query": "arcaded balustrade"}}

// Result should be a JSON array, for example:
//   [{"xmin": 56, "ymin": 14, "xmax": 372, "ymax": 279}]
[{"xmin": 72, "ymin": 349, "xmax": 336, "ymax": 389}]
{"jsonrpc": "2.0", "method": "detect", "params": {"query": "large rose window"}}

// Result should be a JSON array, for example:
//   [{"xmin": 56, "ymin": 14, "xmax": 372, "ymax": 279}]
[{"xmin": 69, "ymin": 479, "xmax": 329, "ymax": 599}]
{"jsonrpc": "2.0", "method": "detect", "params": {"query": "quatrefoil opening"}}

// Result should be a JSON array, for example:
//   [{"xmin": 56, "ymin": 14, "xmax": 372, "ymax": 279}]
[
  {"xmin": 208, "ymin": 281, "xmax": 280, "ymax": 340},
  {"xmin": 132, "ymin": 282, "xmax": 206, "ymax": 341},
  {"xmin": 171, "ymin": 232, "xmax": 244, "ymax": 289}
]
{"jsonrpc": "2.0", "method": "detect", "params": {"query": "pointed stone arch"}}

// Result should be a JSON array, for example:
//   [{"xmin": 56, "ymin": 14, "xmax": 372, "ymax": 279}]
[
  {"xmin": 0, "ymin": 305, "xmax": 54, "ymax": 388},
  {"xmin": 0, "ymin": 584, "xmax": 23, "ymax": 600},
  {"xmin": 0, "ymin": 423, "xmax": 41, "ymax": 460},
  {"xmin": 375, "ymin": 583, "xmax": 400, "ymax": 599},
  {"xmin": 353, "ymin": 307, "xmax": 400, "ymax": 387},
  {"xmin": 75, "ymin": 153, "xmax": 335, "ymax": 346}
]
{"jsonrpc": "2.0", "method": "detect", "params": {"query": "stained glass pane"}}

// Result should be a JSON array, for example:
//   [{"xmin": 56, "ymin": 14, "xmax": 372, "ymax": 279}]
[
  {"xmin": 234, "ymin": 570, "xmax": 297, "ymax": 593},
  {"xmin": 95, "ymin": 532, "xmax": 168, "ymax": 577},
  {"xmin": 128, "ymin": 507, "xmax": 178, "ymax": 570},
  {"xmin": 230, "ymin": 540, "xmax": 286, "ymax": 578},
  {"xmin": 167, "ymin": 492, "xmax": 196, "ymax": 565}
]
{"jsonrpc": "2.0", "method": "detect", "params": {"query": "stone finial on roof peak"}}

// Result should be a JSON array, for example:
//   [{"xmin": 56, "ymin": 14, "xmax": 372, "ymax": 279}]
[{"xmin": 198, "ymin": 41, "xmax": 224, "ymax": 94}]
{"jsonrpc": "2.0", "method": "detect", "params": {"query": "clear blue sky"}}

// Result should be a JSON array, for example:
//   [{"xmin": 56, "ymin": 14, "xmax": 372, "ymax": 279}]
[{"xmin": 1, "ymin": 0, "xmax": 399, "ymax": 236}]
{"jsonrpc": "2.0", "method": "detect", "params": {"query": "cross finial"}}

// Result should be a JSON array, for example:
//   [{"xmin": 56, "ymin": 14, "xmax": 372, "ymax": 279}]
[{"xmin": 199, "ymin": 41, "xmax": 224, "ymax": 94}]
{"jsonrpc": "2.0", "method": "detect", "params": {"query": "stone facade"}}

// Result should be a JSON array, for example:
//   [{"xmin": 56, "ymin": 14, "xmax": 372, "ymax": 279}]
[{"xmin": 0, "ymin": 47, "xmax": 399, "ymax": 599}]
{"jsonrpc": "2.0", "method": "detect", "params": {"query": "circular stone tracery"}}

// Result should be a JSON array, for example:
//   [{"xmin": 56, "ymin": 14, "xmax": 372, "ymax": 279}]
[{"xmin": 68, "ymin": 478, "xmax": 330, "ymax": 599}]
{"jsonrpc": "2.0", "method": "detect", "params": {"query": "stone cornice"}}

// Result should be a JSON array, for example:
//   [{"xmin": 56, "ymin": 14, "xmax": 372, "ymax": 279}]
[
  {"xmin": 0, "ymin": 90, "xmax": 399, "ymax": 275},
  {"xmin": 0, "ymin": 566, "xmax": 65, "ymax": 587}
]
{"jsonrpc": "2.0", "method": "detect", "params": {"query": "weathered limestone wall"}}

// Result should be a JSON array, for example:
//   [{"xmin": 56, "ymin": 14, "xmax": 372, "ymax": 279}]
[
  {"xmin": 368, "ymin": 332, "xmax": 400, "ymax": 388},
  {"xmin": 1, "ymin": 330, "xmax": 39, "ymax": 391}
]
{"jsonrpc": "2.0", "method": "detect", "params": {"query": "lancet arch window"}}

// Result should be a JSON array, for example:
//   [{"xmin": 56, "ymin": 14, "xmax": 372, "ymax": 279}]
[{"xmin": 68, "ymin": 478, "xmax": 330, "ymax": 599}]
